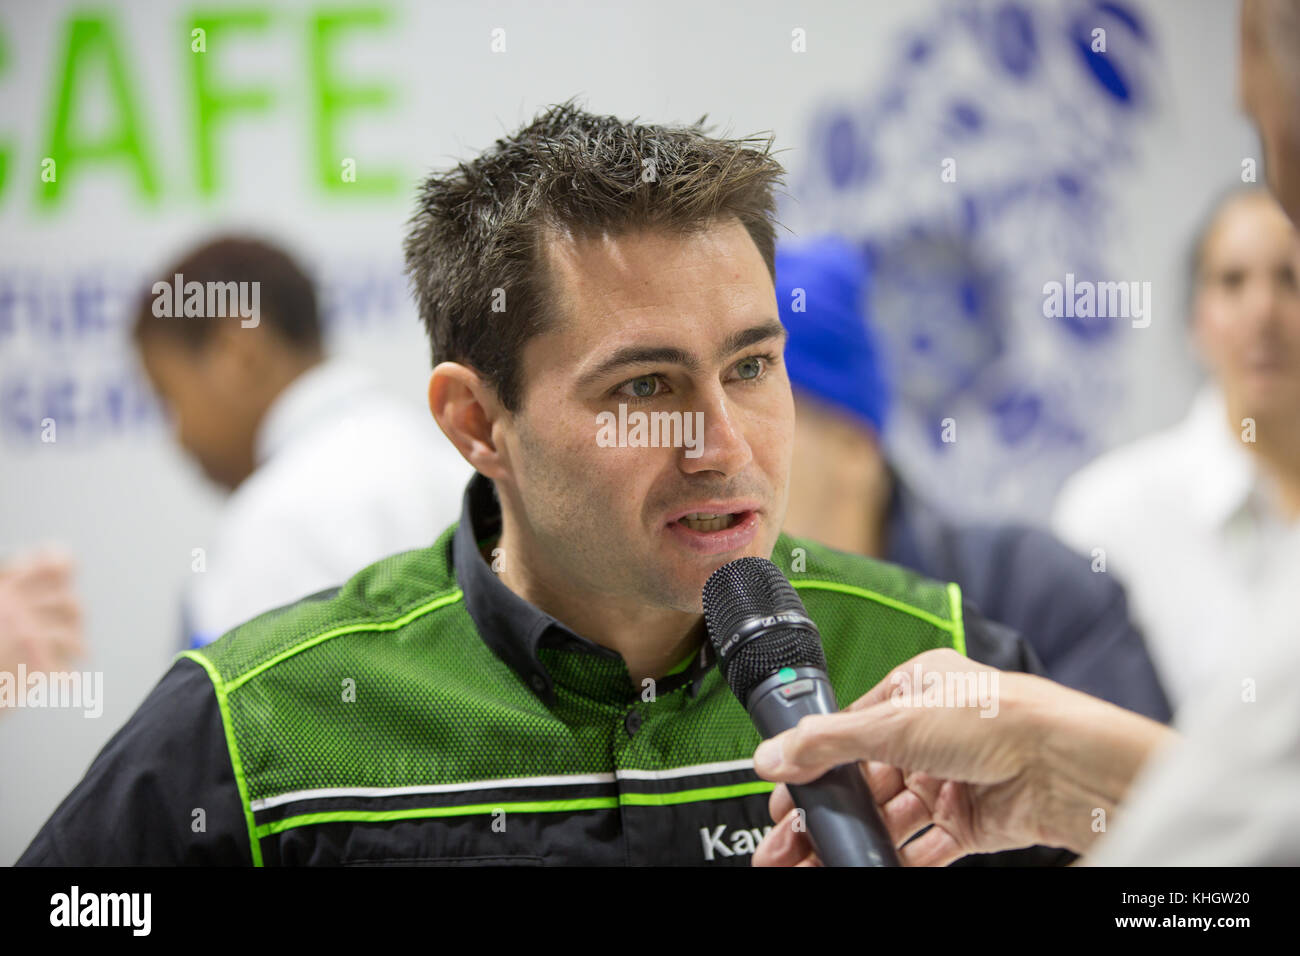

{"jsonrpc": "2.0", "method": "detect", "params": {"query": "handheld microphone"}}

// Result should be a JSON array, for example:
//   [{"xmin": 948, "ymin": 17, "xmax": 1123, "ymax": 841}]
[{"xmin": 702, "ymin": 556, "xmax": 901, "ymax": 867}]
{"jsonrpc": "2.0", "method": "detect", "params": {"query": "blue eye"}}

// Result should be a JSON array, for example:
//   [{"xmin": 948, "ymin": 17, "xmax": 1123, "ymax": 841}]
[
  {"xmin": 611, "ymin": 352, "xmax": 777, "ymax": 405},
  {"xmin": 732, "ymin": 353, "xmax": 777, "ymax": 384},
  {"xmin": 616, "ymin": 375, "xmax": 664, "ymax": 403}
]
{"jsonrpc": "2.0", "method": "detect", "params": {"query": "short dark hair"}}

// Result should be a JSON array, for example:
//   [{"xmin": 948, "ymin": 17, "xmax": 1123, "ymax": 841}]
[
  {"xmin": 403, "ymin": 97, "xmax": 789, "ymax": 412},
  {"xmin": 132, "ymin": 236, "xmax": 321, "ymax": 351}
]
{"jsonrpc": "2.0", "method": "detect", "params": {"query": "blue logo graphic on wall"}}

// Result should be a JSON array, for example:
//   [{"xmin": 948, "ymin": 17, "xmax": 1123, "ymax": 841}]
[{"xmin": 784, "ymin": 0, "xmax": 1157, "ymax": 519}]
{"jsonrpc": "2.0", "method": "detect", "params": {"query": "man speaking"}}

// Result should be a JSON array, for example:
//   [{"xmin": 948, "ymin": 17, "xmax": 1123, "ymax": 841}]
[{"xmin": 18, "ymin": 99, "xmax": 1040, "ymax": 866}]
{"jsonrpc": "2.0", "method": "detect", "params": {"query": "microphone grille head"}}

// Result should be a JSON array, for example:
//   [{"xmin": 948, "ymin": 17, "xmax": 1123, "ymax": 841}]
[{"xmin": 702, "ymin": 557, "xmax": 826, "ymax": 702}]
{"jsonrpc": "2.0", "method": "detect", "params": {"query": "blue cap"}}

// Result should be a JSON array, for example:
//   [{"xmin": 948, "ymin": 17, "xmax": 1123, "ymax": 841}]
[{"xmin": 775, "ymin": 236, "xmax": 889, "ymax": 436}]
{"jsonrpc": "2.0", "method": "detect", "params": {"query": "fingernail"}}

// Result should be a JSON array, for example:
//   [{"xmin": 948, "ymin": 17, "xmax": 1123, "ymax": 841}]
[{"xmin": 754, "ymin": 738, "xmax": 783, "ymax": 775}]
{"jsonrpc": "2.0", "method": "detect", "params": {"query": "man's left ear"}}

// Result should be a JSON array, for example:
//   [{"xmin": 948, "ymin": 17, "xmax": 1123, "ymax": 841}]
[{"xmin": 428, "ymin": 362, "xmax": 512, "ymax": 480}]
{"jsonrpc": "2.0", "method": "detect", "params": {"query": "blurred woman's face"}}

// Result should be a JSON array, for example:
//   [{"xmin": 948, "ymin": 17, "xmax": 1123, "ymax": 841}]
[{"xmin": 1194, "ymin": 193, "xmax": 1300, "ymax": 425}]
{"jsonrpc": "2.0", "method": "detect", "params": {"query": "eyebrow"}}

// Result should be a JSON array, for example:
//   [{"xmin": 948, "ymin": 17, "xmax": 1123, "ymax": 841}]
[{"xmin": 575, "ymin": 319, "xmax": 787, "ymax": 390}]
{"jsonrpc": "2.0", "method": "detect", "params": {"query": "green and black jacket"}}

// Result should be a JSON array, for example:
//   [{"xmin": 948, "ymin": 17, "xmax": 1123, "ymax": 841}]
[{"xmin": 19, "ymin": 473, "xmax": 1044, "ymax": 866}]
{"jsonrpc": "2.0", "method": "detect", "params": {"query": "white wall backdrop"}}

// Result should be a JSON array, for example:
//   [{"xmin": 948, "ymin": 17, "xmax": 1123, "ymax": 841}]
[{"xmin": 0, "ymin": 0, "xmax": 1257, "ymax": 862}]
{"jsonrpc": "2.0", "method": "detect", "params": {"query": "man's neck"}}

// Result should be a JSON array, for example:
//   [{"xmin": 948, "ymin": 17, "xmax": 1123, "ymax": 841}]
[
  {"xmin": 486, "ymin": 532, "xmax": 705, "ymax": 688},
  {"xmin": 243, "ymin": 351, "xmax": 327, "ymax": 476}
]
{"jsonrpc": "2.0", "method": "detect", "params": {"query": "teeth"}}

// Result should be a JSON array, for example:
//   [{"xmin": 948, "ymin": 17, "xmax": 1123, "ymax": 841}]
[{"xmin": 680, "ymin": 513, "xmax": 738, "ymax": 532}]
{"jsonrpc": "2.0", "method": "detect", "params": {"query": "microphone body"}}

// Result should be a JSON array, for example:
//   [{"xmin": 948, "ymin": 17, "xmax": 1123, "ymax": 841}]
[
  {"xmin": 747, "ymin": 665, "xmax": 900, "ymax": 866},
  {"xmin": 703, "ymin": 557, "xmax": 902, "ymax": 867}
]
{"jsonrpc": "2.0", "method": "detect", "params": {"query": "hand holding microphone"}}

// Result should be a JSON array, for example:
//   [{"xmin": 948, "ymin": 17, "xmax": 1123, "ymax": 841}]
[
  {"xmin": 702, "ymin": 556, "xmax": 902, "ymax": 866},
  {"xmin": 702, "ymin": 556, "xmax": 1178, "ymax": 866},
  {"xmin": 746, "ymin": 645, "xmax": 1178, "ymax": 867}
]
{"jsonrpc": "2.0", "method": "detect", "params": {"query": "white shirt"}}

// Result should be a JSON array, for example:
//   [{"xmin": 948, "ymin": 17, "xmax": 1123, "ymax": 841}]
[
  {"xmin": 1052, "ymin": 385, "xmax": 1300, "ymax": 716},
  {"xmin": 1086, "ymin": 617, "xmax": 1300, "ymax": 865},
  {"xmin": 184, "ymin": 358, "xmax": 473, "ymax": 646}
]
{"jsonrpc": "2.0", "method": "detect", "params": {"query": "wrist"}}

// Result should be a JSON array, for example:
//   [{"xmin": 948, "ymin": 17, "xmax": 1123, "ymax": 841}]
[{"xmin": 1025, "ymin": 677, "xmax": 1174, "ymax": 853}]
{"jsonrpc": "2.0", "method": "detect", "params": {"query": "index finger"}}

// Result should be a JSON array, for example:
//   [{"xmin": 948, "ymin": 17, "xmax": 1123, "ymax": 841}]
[{"xmin": 754, "ymin": 705, "xmax": 912, "ymax": 784}]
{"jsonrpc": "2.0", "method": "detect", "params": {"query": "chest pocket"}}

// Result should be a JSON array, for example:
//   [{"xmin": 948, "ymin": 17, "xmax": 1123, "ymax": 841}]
[
  {"xmin": 275, "ymin": 817, "xmax": 546, "ymax": 866},
  {"xmin": 339, "ymin": 820, "xmax": 545, "ymax": 866}
]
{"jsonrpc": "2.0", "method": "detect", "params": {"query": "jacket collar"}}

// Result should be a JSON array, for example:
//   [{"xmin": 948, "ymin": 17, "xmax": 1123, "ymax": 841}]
[{"xmin": 451, "ymin": 472, "xmax": 716, "ymax": 705}]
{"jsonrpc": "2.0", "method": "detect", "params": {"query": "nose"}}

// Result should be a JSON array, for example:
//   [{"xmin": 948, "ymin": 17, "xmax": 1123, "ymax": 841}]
[{"xmin": 679, "ymin": 384, "xmax": 752, "ymax": 477}]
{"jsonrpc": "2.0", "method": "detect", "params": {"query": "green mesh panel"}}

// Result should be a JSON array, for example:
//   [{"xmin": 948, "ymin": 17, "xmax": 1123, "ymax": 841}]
[
  {"xmin": 188, "ymin": 524, "xmax": 963, "ymax": 804},
  {"xmin": 771, "ymin": 532, "xmax": 964, "ymax": 706},
  {"xmin": 200, "ymin": 525, "xmax": 464, "ymax": 683}
]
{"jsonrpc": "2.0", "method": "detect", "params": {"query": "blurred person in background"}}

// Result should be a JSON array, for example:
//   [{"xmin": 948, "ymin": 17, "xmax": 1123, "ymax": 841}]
[
  {"xmin": 0, "ymin": 548, "xmax": 85, "ymax": 716},
  {"xmin": 1052, "ymin": 186, "xmax": 1300, "ymax": 716},
  {"xmin": 133, "ymin": 237, "xmax": 471, "ymax": 649},
  {"xmin": 778, "ymin": 236, "xmax": 1171, "ymax": 724}
]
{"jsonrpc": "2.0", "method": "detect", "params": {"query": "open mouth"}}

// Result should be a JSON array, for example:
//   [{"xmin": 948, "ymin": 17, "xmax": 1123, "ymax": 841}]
[
  {"xmin": 664, "ymin": 508, "xmax": 760, "ymax": 555},
  {"xmin": 678, "ymin": 512, "xmax": 740, "ymax": 533}
]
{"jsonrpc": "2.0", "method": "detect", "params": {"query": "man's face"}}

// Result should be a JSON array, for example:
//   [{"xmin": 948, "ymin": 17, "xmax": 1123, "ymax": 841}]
[
  {"xmin": 1194, "ymin": 192, "xmax": 1300, "ymax": 421},
  {"xmin": 1240, "ymin": 0, "xmax": 1300, "ymax": 224},
  {"xmin": 497, "ymin": 217, "xmax": 793, "ymax": 613},
  {"xmin": 138, "ymin": 335, "xmax": 251, "ymax": 490}
]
